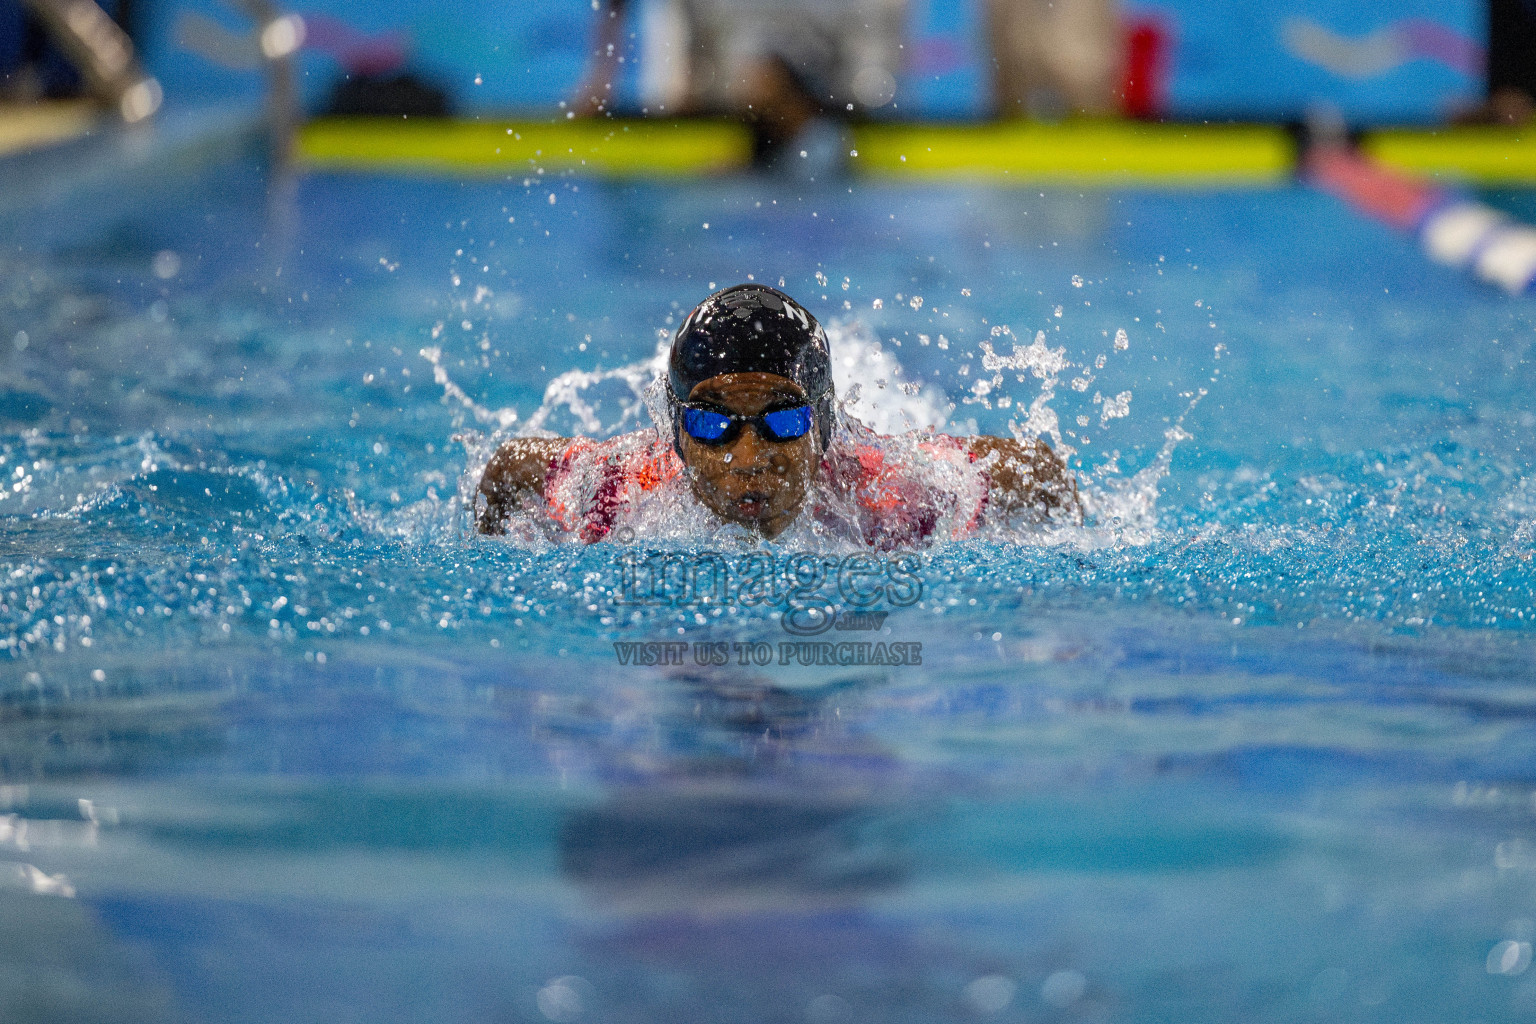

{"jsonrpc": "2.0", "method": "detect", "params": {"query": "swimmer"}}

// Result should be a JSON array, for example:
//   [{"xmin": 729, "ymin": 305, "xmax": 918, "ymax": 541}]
[{"xmin": 477, "ymin": 284, "xmax": 1077, "ymax": 547}]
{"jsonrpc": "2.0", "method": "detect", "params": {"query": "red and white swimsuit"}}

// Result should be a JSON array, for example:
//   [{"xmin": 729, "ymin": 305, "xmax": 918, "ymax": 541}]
[{"xmin": 540, "ymin": 431, "xmax": 988, "ymax": 548}]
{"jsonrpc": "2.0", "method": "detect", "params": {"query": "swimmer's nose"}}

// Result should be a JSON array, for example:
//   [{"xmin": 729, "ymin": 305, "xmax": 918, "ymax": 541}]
[{"xmin": 724, "ymin": 425, "xmax": 772, "ymax": 466}]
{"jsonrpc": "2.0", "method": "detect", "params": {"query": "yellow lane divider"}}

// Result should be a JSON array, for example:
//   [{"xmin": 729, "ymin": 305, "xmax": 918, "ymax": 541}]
[
  {"xmin": 296, "ymin": 116, "xmax": 1536, "ymax": 186},
  {"xmin": 0, "ymin": 101, "xmax": 98, "ymax": 158},
  {"xmin": 297, "ymin": 117, "xmax": 752, "ymax": 176},
  {"xmin": 1362, "ymin": 127, "xmax": 1536, "ymax": 184},
  {"xmin": 299, "ymin": 116, "xmax": 1295, "ymax": 183},
  {"xmin": 850, "ymin": 120, "xmax": 1293, "ymax": 184}
]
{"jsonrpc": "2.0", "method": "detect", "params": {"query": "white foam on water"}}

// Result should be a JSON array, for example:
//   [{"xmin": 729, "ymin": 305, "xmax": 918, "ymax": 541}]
[
  {"xmin": 1078, "ymin": 422, "xmax": 1193, "ymax": 548},
  {"xmin": 826, "ymin": 319, "xmax": 951, "ymax": 435},
  {"xmin": 1498, "ymin": 474, "xmax": 1536, "ymax": 564}
]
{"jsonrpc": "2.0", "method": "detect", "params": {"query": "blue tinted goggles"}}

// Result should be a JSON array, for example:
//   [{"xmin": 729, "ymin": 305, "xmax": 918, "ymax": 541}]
[{"xmin": 680, "ymin": 404, "xmax": 816, "ymax": 445}]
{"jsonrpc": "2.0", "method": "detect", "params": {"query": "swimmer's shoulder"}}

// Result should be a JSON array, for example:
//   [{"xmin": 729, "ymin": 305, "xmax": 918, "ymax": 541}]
[
  {"xmin": 477, "ymin": 430, "xmax": 675, "ymax": 534},
  {"xmin": 477, "ymin": 437, "xmax": 568, "ymax": 533},
  {"xmin": 481, "ymin": 437, "xmax": 568, "ymax": 490}
]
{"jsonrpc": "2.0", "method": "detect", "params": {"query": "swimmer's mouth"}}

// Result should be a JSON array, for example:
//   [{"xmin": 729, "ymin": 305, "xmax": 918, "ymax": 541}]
[{"xmin": 736, "ymin": 491, "xmax": 772, "ymax": 513}]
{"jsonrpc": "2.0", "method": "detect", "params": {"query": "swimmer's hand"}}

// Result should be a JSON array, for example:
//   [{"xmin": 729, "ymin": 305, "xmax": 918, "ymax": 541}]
[
  {"xmin": 477, "ymin": 438, "xmax": 568, "ymax": 535},
  {"xmin": 967, "ymin": 436, "xmax": 1081, "ymax": 522}
]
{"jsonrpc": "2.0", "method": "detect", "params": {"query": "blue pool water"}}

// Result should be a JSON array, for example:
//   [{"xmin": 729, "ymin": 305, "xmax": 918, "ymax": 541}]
[{"xmin": 2, "ymin": 140, "xmax": 1536, "ymax": 1022}]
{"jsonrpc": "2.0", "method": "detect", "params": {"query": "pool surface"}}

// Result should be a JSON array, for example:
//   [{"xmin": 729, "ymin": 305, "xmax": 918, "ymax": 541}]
[{"xmin": 2, "ymin": 140, "xmax": 1536, "ymax": 1022}]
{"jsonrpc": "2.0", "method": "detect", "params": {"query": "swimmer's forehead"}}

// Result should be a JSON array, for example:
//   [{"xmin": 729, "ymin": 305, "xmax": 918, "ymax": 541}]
[{"xmin": 687, "ymin": 372, "xmax": 806, "ymax": 410}]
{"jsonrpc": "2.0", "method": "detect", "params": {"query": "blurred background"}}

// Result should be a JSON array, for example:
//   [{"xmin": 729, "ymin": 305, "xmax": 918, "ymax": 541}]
[{"xmin": 0, "ymin": 0, "xmax": 1517, "ymax": 151}]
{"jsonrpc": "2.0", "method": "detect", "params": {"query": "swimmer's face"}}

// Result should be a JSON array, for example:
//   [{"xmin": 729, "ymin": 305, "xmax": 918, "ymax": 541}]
[{"xmin": 679, "ymin": 372, "xmax": 820, "ymax": 538}]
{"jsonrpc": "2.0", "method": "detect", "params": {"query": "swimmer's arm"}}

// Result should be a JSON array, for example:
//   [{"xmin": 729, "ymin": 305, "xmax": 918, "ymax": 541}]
[
  {"xmin": 966, "ymin": 436, "xmax": 1081, "ymax": 521},
  {"xmin": 476, "ymin": 438, "xmax": 568, "ymax": 535}
]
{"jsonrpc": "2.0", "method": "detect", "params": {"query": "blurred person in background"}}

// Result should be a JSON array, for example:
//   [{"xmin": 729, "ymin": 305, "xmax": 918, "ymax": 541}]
[
  {"xmin": 574, "ymin": 0, "xmax": 1124, "ymax": 166},
  {"xmin": 1480, "ymin": 0, "xmax": 1536, "ymax": 122},
  {"xmin": 576, "ymin": 0, "xmax": 906, "ymax": 167},
  {"xmin": 985, "ymin": 0, "xmax": 1120, "ymax": 117}
]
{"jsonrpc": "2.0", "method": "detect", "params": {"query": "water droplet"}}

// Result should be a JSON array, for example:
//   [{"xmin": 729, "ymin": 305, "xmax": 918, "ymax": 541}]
[
  {"xmin": 537, "ymin": 976, "xmax": 593, "ymax": 1021},
  {"xmin": 1071, "ymin": 275, "xmax": 1084, "ymax": 287},
  {"xmin": 1489, "ymin": 940, "xmax": 1533, "ymax": 975},
  {"xmin": 1041, "ymin": 970, "xmax": 1086, "ymax": 1008},
  {"xmin": 963, "ymin": 975, "xmax": 1016, "ymax": 1015}
]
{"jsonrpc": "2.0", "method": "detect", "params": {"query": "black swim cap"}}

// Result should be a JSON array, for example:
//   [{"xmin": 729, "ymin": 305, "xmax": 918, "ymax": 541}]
[
  {"xmin": 669, "ymin": 285, "xmax": 833, "ymax": 404},
  {"xmin": 668, "ymin": 284, "xmax": 835, "ymax": 450}
]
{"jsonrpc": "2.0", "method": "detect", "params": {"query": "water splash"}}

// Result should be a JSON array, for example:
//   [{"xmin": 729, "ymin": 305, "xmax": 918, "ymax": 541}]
[
  {"xmin": 519, "ymin": 341, "xmax": 668, "ymax": 439},
  {"xmin": 979, "ymin": 329, "xmax": 1072, "ymax": 446},
  {"xmin": 827, "ymin": 319, "xmax": 951, "ymax": 435},
  {"xmin": 426, "ymin": 314, "xmax": 1194, "ymax": 551},
  {"xmin": 423, "ymin": 336, "xmax": 669, "ymax": 443},
  {"xmin": 421, "ymin": 345, "xmax": 519, "ymax": 431}
]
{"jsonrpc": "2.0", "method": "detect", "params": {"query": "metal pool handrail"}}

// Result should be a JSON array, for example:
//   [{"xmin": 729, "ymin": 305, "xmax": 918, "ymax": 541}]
[{"xmin": 19, "ymin": 0, "xmax": 161, "ymax": 123}]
